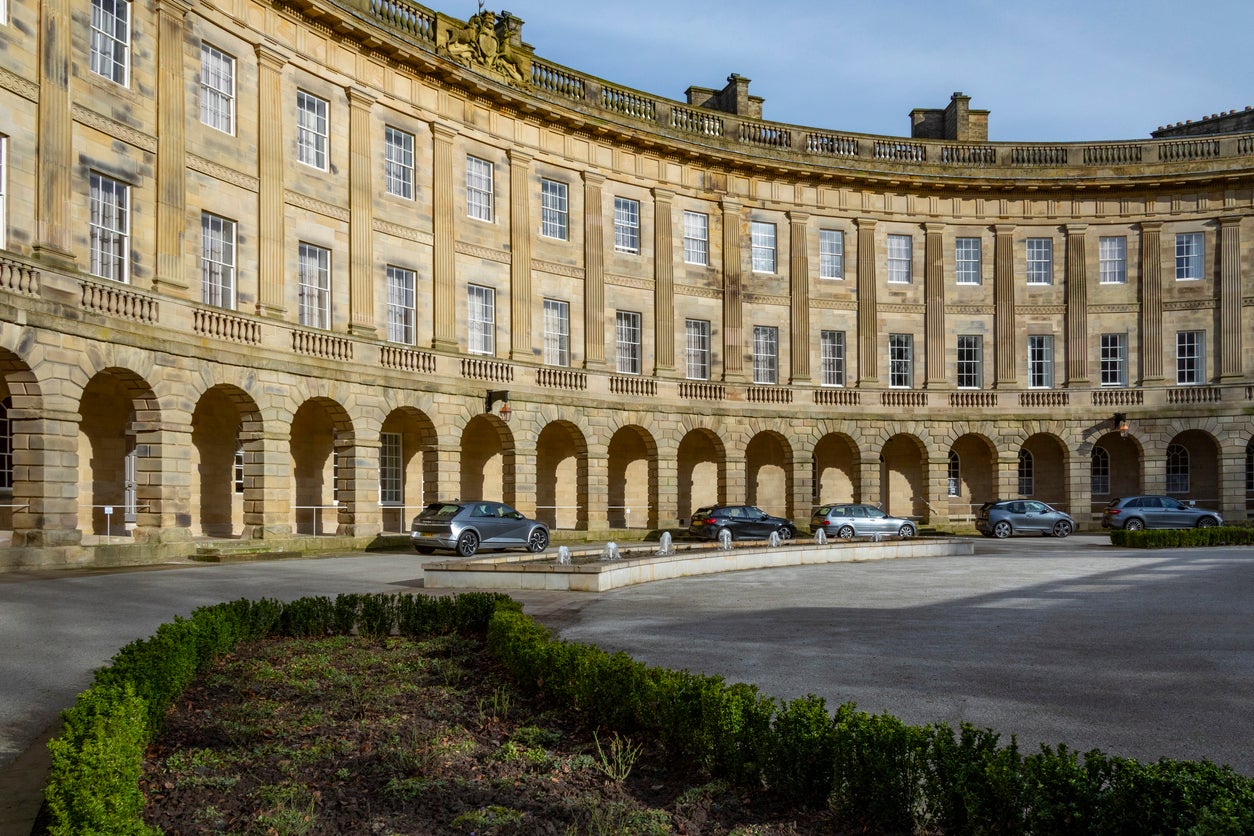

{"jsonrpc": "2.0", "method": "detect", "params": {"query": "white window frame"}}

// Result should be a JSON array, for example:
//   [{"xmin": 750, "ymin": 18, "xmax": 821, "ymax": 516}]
[
  {"xmin": 819, "ymin": 229, "xmax": 844, "ymax": 279},
  {"xmin": 379, "ymin": 432, "xmax": 402, "ymax": 505},
  {"xmin": 752, "ymin": 325, "xmax": 778, "ymax": 385},
  {"xmin": 297, "ymin": 242, "xmax": 331, "ymax": 329},
  {"xmin": 1027, "ymin": 335, "xmax": 1054, "ymax": 389},
  {"xmin": 1166, "ymin": 444, "xmax": 1190, "ymax": 494},
  {"xmin": 90, "ymin": 0, "xmax": 129, "ymax": 85},
  {"xmin": 956, "ymin": 334, "xmax": 983, "ymax": 389},
  {"xmin": 1176, "ymin": 330, "xmax": 1205, "ymax": 385},
  {"xmin": 201, "ymin": 212, "xmax": 236, "ymax": 309},
  {"xmin": 820, "ymin": 329, "xmax": 845, "ymax": 387},
  {"xmin": 683, "ymin": 211, "xmax": 709, "ymax": 266},
  {"xmin": 614, "ymin": 197, "xmax": 640, "ymax": 253},
  {"xmin": 199, "ymin": 43, "xmax": 235, "ymax": 134},
  {"xmin": 384, "ymin": 126, "xmax": 415, "ymax": 200},
  {"xmin": 1175, "ymin": 232, "xmax": 1204, "ymax": 281},
  {"xmin": 0, "ymin": 398, "xmax": 11, "ymax": 491},
  {"xmin": 1100, "ymin": 333, "xmax": 1127, "ymax": 387},
  {"xmin": 685, "ymin": 318, "xmax": 710, "ymax": 380},
  {"xmin": 615, "ymin": 310, "xmax": 642, "ymax": 375},
  {"xmin": 89, "ymin": 172, "xmax": 129, "ymax": 283},
  {"xmin": 1090, "ymin": 447, "xmax": 1110, "ymax": 496},
  {"xmin": 751, "ymin": 221, "xmax": 777, "ymax": 273},
  {"xmin": 296, "ymin": 90, "xmax": 328, "ymax": 170},
  {"xmin": 1099, "ymin": 236, "xmax": 1126, "ymax": 284},
  {"xmin": 466, "ymin": 155, "xmax": 494, "ymax": 222},
  {"xmin": 1026, "ymin": 237, "xmax": 1053, "ymax": 285},
  {"xmin": 467, "ymin": 284, "xmax": 496, "ymax": 355},
  {"xmin": 889, "ymin": 333, "xmax": 913, "ymax": 388},
  {"xmin": 385, "ymin": 265, "xmax": 416, "ymax": 345},
  {"xmin": 1018, "ymin": 449, "xmax": 1034, "ymax": 496},
  {"xmin": 887, "ymin": 234, "xmax": 913, "ymax": 284},
  {"xmin": 947, "ymin": 450, "xmax": 961, "ymax": 497},
  {"xmin": 543, "ymin": 298, "xmax": 570, "ymax": 367},
  {"xmin": 955, "ymin": 237, "xmax": 982, "ymax": 285},
  {"xmin": 540, "ymin": 179, "xmax": 568, "ymax": 240}
]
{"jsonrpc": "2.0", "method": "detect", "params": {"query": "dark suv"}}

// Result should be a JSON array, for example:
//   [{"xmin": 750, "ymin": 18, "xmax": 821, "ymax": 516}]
[
  {"xmin": 1100, "ymin": 496, "xmax": 1222, "ymax": 531},
  {"xmin": 688, "ymin": 505, "xmax": 795, "ymax": 542}
]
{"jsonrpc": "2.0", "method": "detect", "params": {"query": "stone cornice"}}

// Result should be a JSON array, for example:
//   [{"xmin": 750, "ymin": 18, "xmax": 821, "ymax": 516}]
[
  {"xmin": 373, "ymin": 220, "xmax": 434, "ymax": 246},
  {"xmin": 285, "ymin": 190, "xmax": 350, "ymax": 222},
  {"xmin": 187, "ymin": 155, "xmax": 259, "ymax": 191},
  {"xmin": 455, "ymin": 241, "xmax": 510, "ymax": 264},
  {"xmin": 71, "ymin": 105, "xmax": 157, "ymax": 153},
  {"xmin": 0, "ymin": 65, "xmax": 38, "ymax": 102}
]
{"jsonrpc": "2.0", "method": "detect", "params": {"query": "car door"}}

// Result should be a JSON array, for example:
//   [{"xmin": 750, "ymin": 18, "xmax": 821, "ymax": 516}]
[
  {"xmin": 1137, "ymin": 496, "xmax": 1165, "ymax": 528},
  {"xmin": 742, "ymin": 506, "xmax": 771, "ymax": 538},
  {"xmin": 491, "ymin": 503, "xmax": 531, "ymax": 545},
  {"xmin": 470, "ymin": 502, "xmax": 510, "ymax": 545},
  {"xmin": 1157, "ymin": 497, "xmax": 1194, "ymax": 529},
  {"xmin": 1021, "ymin": 501, "xmax": 1051, "ymax": 533},
  {"xmin": 859, "ymin": 505, "xmax": 892, "ymax": 535}
]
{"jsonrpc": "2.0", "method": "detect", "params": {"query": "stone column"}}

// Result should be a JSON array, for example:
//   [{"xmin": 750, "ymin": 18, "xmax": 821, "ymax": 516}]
[
  {"xmin": 154, "ymin": 0, "xmax": 191, "ymax": 293},
  {"xmin": 133, "ymin": 422, "xmax": 192, "ymax": 543},
  {"xmin": 508, "ymin": 150, "xmax": 533, "ymax": 361},
  {"xmin": 996, "ymin": 451, "xmax": 1020, "ymax": 503},
  {"xmin": 435, "ymin": 442, "xmax": 461, "ymax": 504},
  {"xmin": 792, "ymin": 451, "xmax": 814, "ymax": 525},
  {"xmin": 585, "ymin": 452, "xmax": 610, "ymax": 531},
  {"xmin": 1064, "ymin": 223, "xmax": 1089, "ymax": 386},
  {"xmin": 725, "ymin": 454, "xmax": 747, "ymax": 504},
  {"xmin": 10, "ymin": 402, "xmax": 83, "ymax": 547},
  {"xmin": 859, "ymin": 452, "xmax": 882, "ymax": 508},
  {"xmin": 1138, "ymin": 222, "xmax": 1164, "ymax": 383},
  {"xmin": 923, "ymin": 223, "xmax": 946, "ymax": 388},
  {"xmin": 1218, "ymin": 217, "xmax": 1243, "ymax": 379},
  {"xmin": 993, "ymin": 224, "xmax": 1017, "ymax": 387},
  {"xmin": 255, "ymin": 44, "xmax": 289, "ymax": 318},
  {"xmin": 583, "ymin": 171, "xmax": 606, "ymax": 367},
  {"xmin": 653, "ymin": 188, "xmax": 676, "ymax": 373},
  {"xmin": 347, "ymin": 87, "xmax": 377, "ymax": 336},
  {"xmin": 789, "ymin": 211, "xmax": 812, "ymax": 383},
  {"xmin": 721, "ymin": 200, "xmax": 744, "ymax": 381},
  {"xmin": 1219, "ymin": 448, "xmax": 1246, "ymax": 523},
  {"xmin": 923, "ymin": 453, "xmax": 948, "ymax": 527},
  {"xmin": 243, "ymin": 429, "xmax": 292, "ymax": 538},
  {"xmin": 856, "ymin": 219, "xmax": 879, "ymax": 384},
  {"xmin": 1070, "ymin": 446, "xmax": 1094, "ymax": 529},
  {"xmin": 431, "ymin": 123, "xmax": 459, "ymax": 351},
  {"xmin": 336, "ymin": 434, "xmax": 381, "ymax": 537},
  {"xmin": 656, "ymin": 452, "xmax": 679, "ymax": 528},
  {"xmin": 32, "ymin": 0, "xmax": 76, "ymax": 265}
]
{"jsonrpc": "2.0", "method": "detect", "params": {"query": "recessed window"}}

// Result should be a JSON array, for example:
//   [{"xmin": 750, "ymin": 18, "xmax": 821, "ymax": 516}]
[
  {"xmin": 297, "ymin": 242, "xmax": 331, "ymax": 329},
  {"xmin": 386, "ymin": 265, "xmax": 416, "ymax": 345},
  {"xmin": 1176, "ymin": 330, "xmax": 1205, "ymax": 385},
  {"xmin": 199, "ymin": 43, "xmax": 235, "ymax": 134},
  {"xmin": 1245, "ymin": 441, "xmax": 1253, "ymax": 492},
  {"xmin": 0, "ymin": 398, "xmax": 11, "ymax": 491},
  {"xmin": 466, "ymin": 156, "xmax": 494, "ymax": 222},
  {"xmin": 201, "ymin": 212, "xmax": 236, "ymax": 309},
  {"xmin": 1099, "ymin": 236, "xmax": 1126, "ymax": 284},
  {"xmin": 947, "ymin": 450, "xmax": 961, "ymax": 496},
  {"xmin": 887, "ymin": 234, "xmax": 912, "ymax": 284},
  {"xmin": 820, "ymin": 330, "xmax": 845, "ymax": 387},
  {"xmin": 540, "ymin": 179, "xmax": 568, "ymax": 240},
  {"xmin": 955, "ymin": 237, "xmax": 982, "ymax": 285},
  {"xmin": 379, "ymin": 432, "xmax": 402, "ymax": 505},
  {"xmin": 90, "ymin": 0, "xmax": 130, "ymax": 85},
  {"xmin": 0, "ymin": 135, "xmax": 7, "ymax": 251},
  {"xmin": 467, "ymin": 284, "xmax": 496, "ymax": 355},
  {"xmin": 615, "ymin": 310, "xmax": 642, "ymax": 374},
  {"xmin": 614, "ymin": 197, "xmax": 640, "ymax": 253},
  {"xmin": 751, "ymin": 221, "xmax": 776, "ymax": 273},
  {"xmin": 296, "ymin": 90, "xmax": 329, "ymax": 170},
  {"xmin": 543, "ymin": 299, "xmax": 570, "ymax": 366},
  {"xmin": 819, "ymin": 229, "xmax": 844, "ymax": 279},
  {"xmin": 683, "ymin": 211, "xmax": 709, "ymax": 266},
  {"xmin": 1026, "ymin": 238, "xmax": 1053, "ymax": 285},
  {"xmin": 384, "ymin": 127, "xmax": 415, "ymax": 200},
  {"xmin": 752, "ymin": 326, "xmax": 778, "ymax": 385},
  {"xmin": 956, "ymin": 335, "xmax": 982, "ymax": 389},
  {"xmin": 1166, "ymin": 444, "xmax": 1190, "ymax": 494},
  {"xmin": 685, "ymin": 319, "xmax": 710, "ymax": 380},
  {"xmin": 889, "ymin": 333, "xmax": 913, "ymax": 387},
  {"xmin": 1175, "ymin": 232, "xmax": 1203, "ymax": 281},
  {"xmin": 1018, "ymin": 449, "xmax": 1034, "ymax": 496},
  {"xmin": 89, "ymin": 172, "xmax": 129, "ymax": 283},
  {"xmin": 1091, "ymin": 447, "xmax": 1110, "ymax": 496},
  {"xmin": 1100, "ymin": 333, "xmax": 1127, "ymax": 387},
  {"xmin": 1027, "ymin": 335, "xmax": 1054, "ymax": 389}
]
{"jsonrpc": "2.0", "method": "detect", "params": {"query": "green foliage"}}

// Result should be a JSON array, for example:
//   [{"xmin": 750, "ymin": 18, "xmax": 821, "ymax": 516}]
[
  {"xmin": 1110, "ymin": 526, "xmax": 1254, "ymax": 549},
  {"xmin": 763, "ymin": 695, "xmax": 837, "ymax": 807},
  {"xmin": 831, "ymin": 705, "xmax": 928, "ymax": 832},
  {"xmin": 357, "ymin": 593, "xmax": 397, "ymax": 638},
  {"xmin": 277, "ymin": 596, "xmax": 335, "ymax": 636},
  {"xmin": 923, "ymin": 723, "xmax": 1026, "ymax": 834}
]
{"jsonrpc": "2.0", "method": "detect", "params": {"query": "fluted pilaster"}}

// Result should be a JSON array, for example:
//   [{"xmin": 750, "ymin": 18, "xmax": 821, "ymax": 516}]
[
  {"xmin": 347, "ymin": 87, "xmax": 377, "ymax": 336},
  {"xmin": 1219, "ymin": 217, "xmax": 1243, "ymax": 378},
  {"xmin": 789, "ymin": 211, "xmax": 811, "ymax": 383},
  {"xmin": 653, "ymin": 188, "xmax": 675, "ymax": 372},
  {"xmin": 856, "ymin": 218, "xmax": 878, "ymax": 384},
  {"xmin": 1064, "ymin": 223, "xmax": 1089, "ymax": 386},
  {"xmin": 924, "ymin": 222, "xmax": 946, "ymax": 388},
  {"xmin": 509, "ymin": 150, "xmax": 533, "ymax": 361},
  {"xmin": 721, "ymin": 200, "xmax": 744, "ymax": 381},
  {"xmin": 255, "ymin": 44, "xmax": 288, "ymax": 317},
  {"xmin": 583, "ymin": 171, "xmax": 606, "ymax": 366},
  {"xmin": 431, "ymin": 122, "xmax": 458, "ymax": 351},
  {"xmin": 33, "ymin": 0, "xmax": 75, "ymax": 264},
  {"xmin": 994, "ymin": 224, "xmax": 1017, "ymax": 386},
  {"xmin": 154, "ymin": 0, "xmax": 191, "ymax": 293},
  {"xmin": 1138, "ymin": 222, "xmax": 1163, "ymax": 383}
]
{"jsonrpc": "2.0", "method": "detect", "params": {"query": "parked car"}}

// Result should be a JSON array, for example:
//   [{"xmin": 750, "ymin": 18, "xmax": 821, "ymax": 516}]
[
  {"xmin": 810, "ymin": 503, "xmax": 917, "ymax": 539},
  {"xmin": 1100, "ymin": 496, "xmax": 1222, "ymax": 531},
  {"xmin": 976, "ymin": 500, "xmax": 1074, "ymax": 538},
  {"xmin": 688, "ymin": 505, "xmax": 795, "ymax": 542},
  {"xmin": 411, "ymin": 500, "xmax": 549, "ymax": 557}
]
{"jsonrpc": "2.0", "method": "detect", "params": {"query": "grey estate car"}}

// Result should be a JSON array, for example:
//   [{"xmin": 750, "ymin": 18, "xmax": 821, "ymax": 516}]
[
  {"xmin": 411, "ymin": 500, "xmax": 550, "ymax": 557},
  {"xmin": 976, "ymin": 500, "xmax": 1074, "ymax": 538},
  {"xmin": 1100, "ymin": 496, "xmax": 1222, "ymax": 531},
  {"xmin": 810, "ymin": 504, "xmax": 917, "ymax": 538}
]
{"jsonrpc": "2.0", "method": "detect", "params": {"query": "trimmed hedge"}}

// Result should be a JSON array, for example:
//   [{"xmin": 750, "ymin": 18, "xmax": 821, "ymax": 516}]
[
  {"xmin": 45, "ymin": 592, "xmax": 1254, "ymax": 835},
  {"xmin": 1110, "ymin": 526, "xmax": 1254, "ymax": 549}
]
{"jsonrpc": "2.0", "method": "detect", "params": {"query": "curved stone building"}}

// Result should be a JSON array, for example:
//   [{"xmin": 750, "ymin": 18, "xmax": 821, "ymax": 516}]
[{"xmin": 0, "ymin": 0, "xmax": 1251, "ymax": 566}]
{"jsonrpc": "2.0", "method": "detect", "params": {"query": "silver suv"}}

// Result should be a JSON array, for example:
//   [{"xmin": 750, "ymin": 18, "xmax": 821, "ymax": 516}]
[{"xmin": 1100, "ymin": 496, "xmax": 1222, "ymax": 531}]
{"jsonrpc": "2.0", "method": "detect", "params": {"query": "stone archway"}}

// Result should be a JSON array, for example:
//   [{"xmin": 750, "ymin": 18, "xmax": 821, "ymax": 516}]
[
  {"xmin": 880, "ymin": 434, "xmax": 926, "ymax": 519},
  {"xmin": 77, "ymin": 369, "xmax": 160, "ymax": 537},
  {"xmin": 191, "ymin": 384, "xmax": 262, "ymax": 538},
  {"xmin": 947, "ymin": 433, "xmax": 996, "ymax": 520},
  {"xmin": 677, "ymin": 428, "xmax": 725, "ymax": 525},
  {"xmin": 460, "ymin": 414, "xmax": 515, "ymax": 506},
  {"xmin": 1020, "ymin": 433, "xmax": 1069, "ymax": 511},
  {"xmin": 379, "ymin": 407, "xmax": 439, "ymax": 533},
  {"xmin": 1165, "ymin": 429, "xmax": 1220, "ymax": 506},
  {"xmin": 608, "ymin": 425, "xmax": 658, "ymax": 529},
  {"xmin": 746, "ymin": 430, "xmax": 793, "ymax": 519},
  {"xmin": 290, "ymin": 398, "xmax": 355, "ymax": 535},
  {"xmin": 1090, "ymin": 433, "xmax": 1141, "ymax": 514},
  {"xmin": 813, "ymin": 432, "xmax": 860, "ymax": 506},
  {"xmin": 535, "ymin": 420, "xmax": 588, "ymax": 530}
]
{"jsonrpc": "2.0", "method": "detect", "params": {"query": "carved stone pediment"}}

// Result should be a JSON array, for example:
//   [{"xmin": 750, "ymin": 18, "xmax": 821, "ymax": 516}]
[{"xmin": 435, "ymin": 9, "xmax": 533, "ymax": 87}]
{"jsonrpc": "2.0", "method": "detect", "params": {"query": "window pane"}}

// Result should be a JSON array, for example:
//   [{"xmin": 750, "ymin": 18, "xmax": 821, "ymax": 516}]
[
  {"xmin": 751, "ymin": 221, "xmax": 776, "ymax": 273},
  {"xmin": 1099, "ymin": 236, "xmax": 1126, "ymax": 284},
  {"xmin": 467, "ymin": 284, "xmax": 495, "ymax": 354},
  {"xmin": 820, "ymin": 330, "xmax": 845, "ymax": 386},
  {"xmin": 819, "ymin": 229, "xmax": 844, "ymax": 279},
  {"xmin": 1028, "ymin": 335, "xmax": 1054, "ymax": 388},
  {"xmin": 467, "ymin": 156, "xmax": 494, "ymax": 221},
  {"xmin": 614, "ymin": 197, "xmax": 640, "ymax": 253},
  {"xmin": 379, "ymin": 432, "xmax": 402, "ymax": 504},
  {"xmin": 201, "ymin": 213, "xmax": 236, "ymax": 308},
  {"xmin": 1166, "ymin": 444, "xmax": 1190, "ymax": 494},
  {"xmin": 685, "ymin": 319, "xmax": 710, "ymax": 380},
  {"xmin": 889, "ymin": 333, "xmax": 913, "ymax": 387},
  {"xmin": 541, "ymin": 179, "xmax": 568, "ymax": 240},
  {"xmin": 1176, "ymin": 330, "xmax": 1204, "ymax": 385},
  {"xmin": 296, "ymin": 90, "xmax": 328, "ymax": 169},
  {"xmin": 753, "ymin": 326, "xmax": 778, "ymax": 384},
  {"xmin": 298, "ymin": 243, "xmax": 330, "ymax": 329},
  {"xmin": 683, "ymin": 211, "xmax": 709, "ymax": 265},
  {"xmin": 543, "ymin": 299, "xmax": 570, "ymax": 366},
  {"xmin": 1018, "ymin": 449, "xmax": 1034, "ymax": 496},
  {"xmin": 955, "ymin": 237, "xmax": 981, "ymax": 285},
  {"xmin": 1100, "ymin": 333, "xmax": 1127, "ymax": 386},
  {"xmin": 200, "ymin": 43, "xmax": 235, "ymax": 133},
  {"xmin": 384, "ymin": 127, "xmax": 415, "ymax": 200},
  {"xmin": 888, "ymin": 234, "xmax": 912, "ymax": 283},
  {"xmin": 90, "ymin": 0, "xmax": 129, "ymax": 84},
  {"xmin": 1026, "ymin": 238, "xmax": 1052, "ymax": 284},
  {"xmin": 386, "ymin": 265, "xmax": 416, "ymax": 344},
  {"xmin": 1175, "ymin": 232, "xmax": 1203, "ymax": 280},
  {"xmin": 615, "ymin": 311, "xmax": 642, "ymax": 374},
  {"xmin": 89, "ymin": 173, "xmax": 129, "ymax": 282},
  {"xmin": 957, "ymin": 335, "xmax": 982, "ymax": 388},
  {"xmin": 1091, "ymin": 448, "xmax": 1110, "ymax": 495}
]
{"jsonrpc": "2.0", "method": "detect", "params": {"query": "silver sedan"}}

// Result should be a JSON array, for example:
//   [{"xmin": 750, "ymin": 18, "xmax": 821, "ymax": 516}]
[{"xmin": 810, "ymin": 503, "xmax": 917, "ymax": 539}]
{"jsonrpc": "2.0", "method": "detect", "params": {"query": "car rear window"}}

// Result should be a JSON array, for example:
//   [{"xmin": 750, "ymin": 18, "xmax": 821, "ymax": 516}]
[{"xmin": 420, "ymin": 503, "xmax": 462, "ymax": 519}]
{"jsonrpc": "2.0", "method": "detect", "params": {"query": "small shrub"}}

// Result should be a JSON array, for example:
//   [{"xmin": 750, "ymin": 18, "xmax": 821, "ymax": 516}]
[
  {"xmin": 832, "ymin": 705, "xmax": 928, "ymax": 832},
  {"xmin": 923, "ymin": 722, "xmax": 1026, "ymax": 834},
  {"xmin": 764, "ymin": 694, "xmax": 837, "ymax": 807},
  {"xmin": 593, "ymin": 730, "xmax": 642, "ymax": 783}
]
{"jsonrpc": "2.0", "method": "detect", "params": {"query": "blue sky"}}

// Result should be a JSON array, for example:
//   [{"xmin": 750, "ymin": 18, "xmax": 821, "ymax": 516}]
[{"xmin": 449, "ymin": 0, "xmax": 1253, "ymax": 142}]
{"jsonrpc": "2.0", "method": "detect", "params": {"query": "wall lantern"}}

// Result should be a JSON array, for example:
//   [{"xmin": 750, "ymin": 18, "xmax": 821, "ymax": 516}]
[
  {"xmin": 1114, "ymin": 413, "xmax": 1129, "ymax": 438},
  {"xmin": 485, "ymin": 390, "xmax": 511, "ymax": 423}
]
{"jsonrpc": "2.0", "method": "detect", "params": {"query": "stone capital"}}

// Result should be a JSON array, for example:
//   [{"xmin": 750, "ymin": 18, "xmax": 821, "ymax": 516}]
[
  {"xmin": 994, "ymin": 223, "xmax": 1017, "ymax": 235},
  {"xmin": 345, "ymin": 85, "xmax": 377, "ymax": 108},
  {"xmin": 255, "ymin": 42, "xmax": 290, "ymax": 70},
  {"xmin": 431, "ymin": 121, "xmax": 459, "ymax": 142},
  {"xmin": 582, "ymin": 170, "xmax": 605, "ymax": 186},
  {"xmin": 507, "ymin": 148, "xmax": 533, "ymax": 166},
  {"xmin": 787, "ymin": 210, "xmax": 810, "ymax": 224},
  {"xmin": 1139, "ymin": 220, "xmax": 1164, "ymax": 232},
  {"xmin": 923, "ymin": 221, "xmax": 946, "ymax": 233},
  {"xmin": 855, "ymin": 217, "xmax": 877, "ymax": 230},
  {"xmin": 652, "ymin": 187, "xmax": 675, "ymax": 203},
  {"xmin": 1064, "ymin": 223, "xmax": 1088, "ymax": 234}
]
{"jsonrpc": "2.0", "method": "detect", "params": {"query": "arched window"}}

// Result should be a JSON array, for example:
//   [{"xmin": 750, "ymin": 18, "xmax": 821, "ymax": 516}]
[
  {"xmin": 1018, "ymin": 448, "xmax": 1034, "ymax": 496},
  {"xmin": 1090, "ymin": 447, "xmax": 1110, "ymax": 496},
  {"xmin": 947, "ymin": 450, "xmax": 960, "ymax": 497},
  {"xmin": 1166, "ymin": 444, "xmax": 1190, "ymax": 494},
  {"xmin": 0, "ymin": 397, "xmax": 11, "ymax": 491}
]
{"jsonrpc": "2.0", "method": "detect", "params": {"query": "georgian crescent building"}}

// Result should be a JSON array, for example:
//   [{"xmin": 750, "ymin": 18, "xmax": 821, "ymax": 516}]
[{"xmin": 0, "ymin": 0, "xmax": 1252, "ymax": 567}]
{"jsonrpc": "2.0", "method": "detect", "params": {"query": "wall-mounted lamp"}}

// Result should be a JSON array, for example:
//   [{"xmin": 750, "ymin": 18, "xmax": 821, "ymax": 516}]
[
  {"xmin": 1114, "ymin": 413, "xmax": 1129, "ymax": 438},
  {"xmin": 485, "ymin": 390, "xmax": 511, "ymax": 423}
]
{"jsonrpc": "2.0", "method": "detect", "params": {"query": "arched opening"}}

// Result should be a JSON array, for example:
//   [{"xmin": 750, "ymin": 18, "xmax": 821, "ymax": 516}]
[
  {"xmin": 880, "ymin": 434, "xmax": 926, "ymax": 519},
  {"xmin": 379, "ymin": 408, "xmax": 438, "ymax": 532},
  {"xmin": 813, "ymin": 432, "xmax": 859, "ymax": 506},
  {"xmin": 746, "ymin": 431, "xmax": 793, "ymax": 519},
  {"xmin": 290, "ymin": 398, "xmax": 354, "ymax": 535},
  {"xmin": 608, "ymin": 425, "xmax": 658, "ymax": 529},
  {"xmin": 948, "ymin": 433, "xmax": 996, "ymax": 520},
  {"xmin": 460, "ymin": 414, "xmax": 514, "ymax": 506},
  {"xmin": 1021, "ymin": 433, "xmax": 1068, "ymax": 511},
  {"xmin": 191, "ymin": 385, "xmax": 261, "ymax": 538},
  {"xmin": 1166, "ymin": 429, "xmax": 1219, "ymax": 506},
  {"xmin": 1246, "ymin": 438, "xmax": 1254, "ymax": 517},
  {"xmin": 677, "ymin": 428, "xmax": 725, "ymax": 526},
  {"xmin": 535, "ymin": 420, "xmax": 588, "ymax": 530},
  {"xmin": 1090, "ymin": 433, "xmax": 1140, "ymax": 516},
  {"xmin": 77, "ymin": 369, "xmax": 159, "ymax": 538}
]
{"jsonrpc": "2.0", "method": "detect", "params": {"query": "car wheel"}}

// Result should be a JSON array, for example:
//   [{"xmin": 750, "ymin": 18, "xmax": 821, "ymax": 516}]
[
  {"xmin": 837, "ymin": 525, "xmax": 855, "ymax": 539},
  {"xmin": 1196, "ymin": 516, "xmax": 1218, "ymax": 529},
  {"xmin": 777, "ymin": 525, "xmax": 794, "ymax": 540},
  {"xmin": 414, "ymin": 546, "xmax": 434, "ymax": 555},
  {"xmin": 526, "ymin": 527, "xmax": 549, "ymax": 552},
  {"xmin": 1052, "ymin": 520, "xmax": 1073, "ymax": 538},
  {"xmin": 897, "ymin": 523, "xmax": 916, "ymax": 538},
  {"xmin": 992, "ymin": 521, "xmax": 1012, "ymax": 539},
  {"xmin": 716, "ymin": 526, "xmax": 734, "ymax": 542},
  {"xmin": 1124, "ymin": 518, "xmax": 1145, "ymax": 531},
  {"xmin": 455, "ymin": 530, "xmax": 480, "ymax": 557}
]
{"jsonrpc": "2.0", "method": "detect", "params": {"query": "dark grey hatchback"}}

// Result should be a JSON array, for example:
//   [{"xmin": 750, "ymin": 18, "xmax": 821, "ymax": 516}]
[
  {"xmin": 976, "ymin": 500, "xmax": 1074, "ymax": 538},
  {"xmin": 688, "ymin": 505, "xmax": 795, "ymax": 542},
  {"xmin": 411, "ymin": 501, "xmax": 550, "ymax": 557}
]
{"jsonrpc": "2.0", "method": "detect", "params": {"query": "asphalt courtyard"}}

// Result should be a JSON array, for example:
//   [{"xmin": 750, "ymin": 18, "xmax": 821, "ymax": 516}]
[{"xmin": 2, "ymin": 533, "xmax": 1252, "ymax": 832}]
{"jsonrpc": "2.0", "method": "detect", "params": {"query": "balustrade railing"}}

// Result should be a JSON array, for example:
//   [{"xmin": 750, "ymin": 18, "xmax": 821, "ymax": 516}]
[
  {"xmin": 806, "ymin": 132, "xmax": 859, "ymax": 157},
  {"xmin": 80, "ymin": 279, "xmax": 158, "ymax": 323},
  {"xmin": 536, "ymin": 367, "xmax": 587, "ymax": 390},
  {"xmin": 874, "ymin": 140, "xmax": 926, "ymax": 162},
  {"xmin": 380, "ymin": 345, "xmax": 437, "ymax": 373},
  {"xmin": 949, "ymin": 391, "xmax": 997, "ymax": 408},
  {"xmin": 1083, "ymin": 144, "xmax": 1143, "ymax": 165},
  {"xmin": 1091, "ymin": 389, "xmax": 1144, "ymax": 407},
  {"xmin": 671, "ymin": 106, "xmax": 723, "ymax": 137},
  {"xmin": 1167, "ymin": 386, "xmax": 1221, "ymax": 404},
  {"xmin": 1020, "ymin": 391, "xmax": 1069, "ymax": 408},
  {"xmin": 747, "ymin": 385, "xmax": 792, "ymax": 404},
  {"xmin": 1158, "ymin": 139, "xmax": 1221, "ymax": 162},
  {"xmin": 814, "ymin": 388, "xmax": 860, "ymax": 407},
  {"xmin": 530, "ymin": 60, "xmax": 584, "ymax": 101},
  {"xmin": 367, "ymin": 0, "xmax": 434, "ymax": 42},
  {"xmin": 679, "ymin": 381, "xmax": 725, "ymax": 400},
  {"xmin": 291, "ymin": 328, "xmax": 352, "ymax": 360},
  {"xmin": 601, "ymin": 86, "xmax": 655, "ymax": 120},
  {"xmin": 193, "ymin": 307, "xmax": 261, "ymax": 345},
  {"xmin": 610, "ymin": 376, "xmax": 656, "ymax": 397},
  {"xmin": 0, "ymin": 258, "xmax": 39, "ymax": 296},
  {"xmin": 1011, "ymin": 146, "xmax": 1068, "ymax": 166},
  {"xmin": 881, "ymin": 391, "xmax": 927, "ymax": 407},
  {"xmin": 461, "ymin": 357, "xmax": 513, "ymax": 382},
  {"xmin": 739, "ymin": 121, "xmax": 790, "ymax": 149},
  {"xmin": 940, "ymin": 144, "xmax": 996, "ymax": 165}
]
